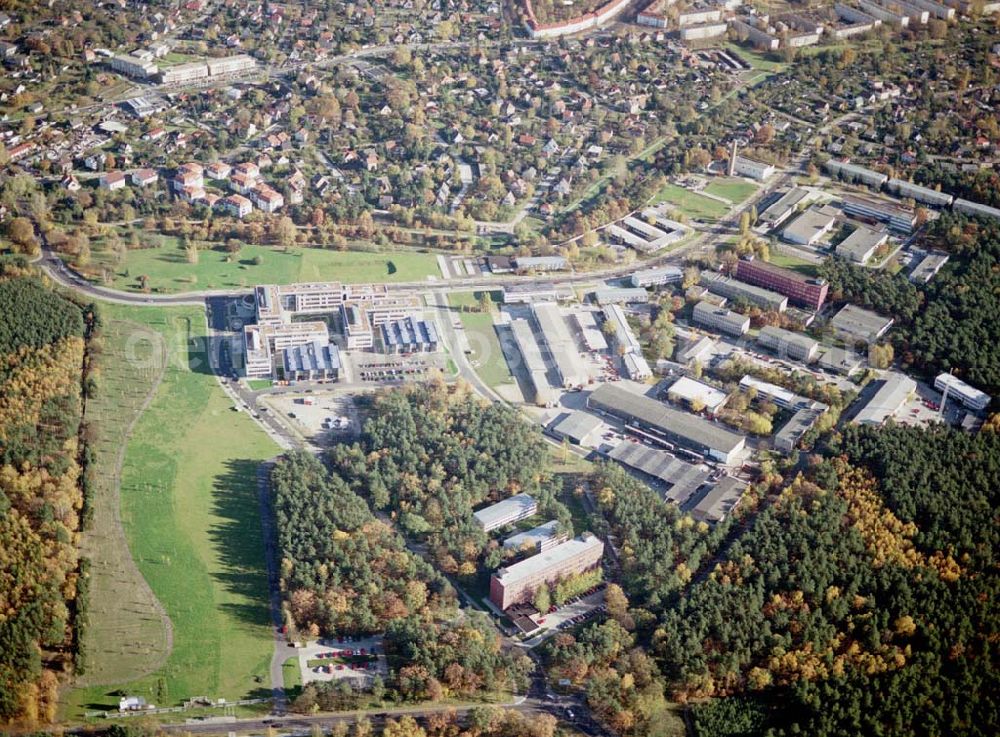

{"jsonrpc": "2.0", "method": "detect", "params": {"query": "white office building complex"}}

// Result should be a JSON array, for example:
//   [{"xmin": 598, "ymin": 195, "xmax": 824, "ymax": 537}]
[{"xmin": 935, "ymin": 373, "xmax": 990, "ymax": 412}]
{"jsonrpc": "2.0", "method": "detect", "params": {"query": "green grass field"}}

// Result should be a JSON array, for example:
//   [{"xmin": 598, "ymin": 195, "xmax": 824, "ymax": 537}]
[
  {"xmin": 725, "ymin": 42, "xmax": 789, "ymax": 73},
  {"xmin": 89, "ymin": 240, "xmax": 441, "ymax": 293},
  {"xmin": 705, "ymin": 178, "xmax": 758, "ymax": 204},
  {"xmin": 65, "ymin": 305, "xmax": 280, "ymax": 719},
  {"xmin": 651, "ymin": 184, "xmax": 730, "ymax": 222},
  {"xmin": 448, "ymin": 292, "xmax": 514, "ymax": 389}
]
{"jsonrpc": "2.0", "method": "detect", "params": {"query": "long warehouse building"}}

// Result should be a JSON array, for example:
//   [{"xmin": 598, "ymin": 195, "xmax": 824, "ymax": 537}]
[
  {"xmin": 531, "ymin": 302, "xmax": 589, "ymax": 388},
  {"xmin": 587, "ymin": 383, "xmax": 746, "ymax": 465}
]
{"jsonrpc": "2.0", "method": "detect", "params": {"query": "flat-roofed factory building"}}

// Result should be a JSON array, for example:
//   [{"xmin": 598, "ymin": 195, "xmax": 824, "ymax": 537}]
[
  {"xmin": 692, "ymin": 301, "xmax": 750, "ymax": 337},
  {"xmin": 588, "ymin": 383, "xmax": 746, "ymax": 465},
  {"xmin": 503, "ymin": 520, "xmax": 567, "ymax": 554},
  {"xmin": 829, "ymin": 304, "xmax": 894, "ymax": 344},
  {"xmin": 474, "ymin": 493, "xmax": 538, "ymax": 532},
  {"xmin": 757, "ymin": 326, "xmax": 819, "ymax": 363},
  {"xmin": 700, "ymin": 272, "xmax": 788, "ymax": 312}
]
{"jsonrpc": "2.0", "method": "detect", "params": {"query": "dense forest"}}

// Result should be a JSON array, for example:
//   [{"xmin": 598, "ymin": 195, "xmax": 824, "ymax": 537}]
[
  {"xmin": 818, "ymin": 215, "xmax": 1000, "ymax": 398},
  {"xmin": 0, "ymin": 269, "xmax": 89, "ymax": 723},
  {"xmin": 592, "ymin": 463, "xmax": 731, "ymax": 613},
  {"xmin": 328, "ymin": 381, "xmax": 572, "ymax": 575},
  {"xmin": 906, "ymin": 214, "xmax": 1000, "ymax": 396},
  {"xmin": 914, "ymin": 164, "xmax": 1000, "ymax": 209},
  {"xmin": 817, "ymin": 257, "xmax": 922, "ymax": 325},
  {"xmin": 271, "ymin": 450, "xmax": 455, "ymax": 637},
  {"xmin": 644, "ymin": 423, "xmax": 996, "ymax": 737}
]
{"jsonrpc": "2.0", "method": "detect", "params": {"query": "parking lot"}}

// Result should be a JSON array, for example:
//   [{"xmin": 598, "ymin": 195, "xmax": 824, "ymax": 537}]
[
  {"xmin": 259, "ymin": 392, "xmax": 360, "ymax": 445},
  {"xmin": 297, "ymin": 635, "xmax": 387, "ymax": 688},
  {"xmin": 348, "ymin": 353, "xmax": 447, "ymax": 383},
  {"xmin": 520, "ymin": 586, "xmax": 608, "ymax": 647}
]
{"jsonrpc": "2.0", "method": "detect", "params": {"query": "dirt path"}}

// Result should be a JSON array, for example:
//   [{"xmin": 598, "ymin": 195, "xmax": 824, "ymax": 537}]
[{"xmin": 75, "ymin": 319, "xmax": 174, "ymax": 688}]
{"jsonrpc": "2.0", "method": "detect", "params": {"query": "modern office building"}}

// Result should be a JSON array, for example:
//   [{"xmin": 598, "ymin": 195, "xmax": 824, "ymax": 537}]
[
  {"xmin": 379, "ymin": 316, "xmax": 439, "ymax": 354},
  {"xmin": 490, "ymin": 533, "xmax": 604, "ymax": 610},
  {"xmin": 206, "ymin": 54, "xmax": 256, "ymax": 76},
  {"xmin": 503, "ymin": 520, "xmax": 567, "ymax": 554},
  {"xmin": 280, "ymin": 340, "xmax": 341, "ymax": 382},
  {"xmin": 474, "ymin": 493, "xmax": 538, "ymax": 533},
  {"xmin": 734, "ymin": 258, "xmax": 829, "ymax": 311},
  {"xmin": 829, "ymin": 304, "xmax": 894, "ymax": 344},
  {"xmin": 109, "ymin": 54, "xmax": 158, "ymax": 78},
  {"xmin": 159, "ymin": 61, "xmax": 209, "ymax": 84},
  {"xmin": 588, "ymin": 383, "xmax": 746, "ymax": 465},
  {"xmin": 935, "ymin": 373, "xmax": 990, "ymax": 412},
  {"xmin": 852, "ymin": 373, "xmax": 916, "ymax": 425},
  {"xmin": 243, "ymin": 320, "xmax": 331, "ymax": 379},
  {"xmin": 701, "ymin": 272, "xmax": 788, "ymax": 312},
  {"xmin": 757, "ymin": 326, "xmax": 819, "ymax": 362},
  {"xmin": 691, "ymin": 300, "xmax": 750, "ymax": 337}
]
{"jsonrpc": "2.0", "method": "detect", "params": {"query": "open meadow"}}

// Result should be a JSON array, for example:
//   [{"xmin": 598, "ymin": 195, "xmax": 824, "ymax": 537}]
[
  {"xmin": 84, "ymin": 238, "xmax": 442, "ymax": 293},
  {"xmin": 65, "ymin": 304, "xmax": 279, "ymax": 719}
]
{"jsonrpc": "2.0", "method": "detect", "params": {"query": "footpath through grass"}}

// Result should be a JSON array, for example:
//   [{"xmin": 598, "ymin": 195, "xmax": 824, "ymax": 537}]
[
  {"xmin": 448, "ymin": 291, "xmax": 514, "ymax": 389},
  {"xmin": 76, "ymin": 313, "xmax": 173, "ymax": 689},
  {"xmin": 89, "ymin": 238, "xmax": 442, "ymax": 293},
  {"xmin": 66, "ymin": 304, "xmax": 279, "ymax": 719}
]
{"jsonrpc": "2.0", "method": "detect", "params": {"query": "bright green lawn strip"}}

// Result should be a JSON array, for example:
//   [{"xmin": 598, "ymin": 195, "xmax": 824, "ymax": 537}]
[
  {"xmin": 89, "ymin": 240, "xmax": 441, "ymax": 293},
  {"xmin": 66, "ymin": 304, "xmax": 279, "ymax": 718},
  {"xmin": 704, "ymin": 178, "xmax": 758, "ymax": 204},
  {"xmin": 651, "ymin": 184, "xmax": 729, "ymax": 221},
  {"xmin": 448, "ymin": 292, "xmax": 513, "ymax": 389},
  {"xmin": 282, "ymin": 657, "xmax": 302, "ymax": 691}
]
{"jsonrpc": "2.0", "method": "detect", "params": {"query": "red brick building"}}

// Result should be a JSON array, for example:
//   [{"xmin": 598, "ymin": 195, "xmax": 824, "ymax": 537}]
[
  {"xmin": 735, "ymin": 258, "xmax": 829, "ymax": 311},
  {"xmin": 489, "ymin": 533, "xmax": 604, "ymax": 610}
]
